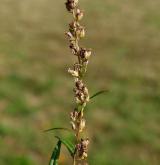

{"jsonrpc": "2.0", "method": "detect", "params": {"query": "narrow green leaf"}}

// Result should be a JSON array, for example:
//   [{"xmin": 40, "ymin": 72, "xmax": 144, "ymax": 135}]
[
  {"xmin": 44, "ymin": 127, "xmax": 71, "ymax": 132},
  {"xmin": 49, "ymin": 140, "xmax": 62, "ymax": 165},
  {"xmin": 55, "ymin": 136, "xmax": 75, "ymax": 157},
  {"xmin": 90, "ymin": 90, "xmax": 108, "ymax": 99}
]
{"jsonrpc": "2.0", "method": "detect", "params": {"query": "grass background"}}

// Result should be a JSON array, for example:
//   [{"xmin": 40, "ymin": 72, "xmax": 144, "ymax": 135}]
[{"xmin": 0, "ymin": 0, "xmax": 160, "ymax": 164}]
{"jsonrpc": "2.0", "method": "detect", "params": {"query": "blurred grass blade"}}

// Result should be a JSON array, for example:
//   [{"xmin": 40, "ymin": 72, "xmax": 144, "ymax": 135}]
[
  {"xmin": 55, "ymin": 136, "xmax": 75, "ymax": 157},
  {"xmin": 49, "ymin": 140, "xmax": 61, "ymax": 165},
  {"xmin": 90, "ymin": 90, "xmax": 108, "ymax": 99},
  {"xmin": 44, "ymin": 127, "xmax": 71, "ymax": 132}
]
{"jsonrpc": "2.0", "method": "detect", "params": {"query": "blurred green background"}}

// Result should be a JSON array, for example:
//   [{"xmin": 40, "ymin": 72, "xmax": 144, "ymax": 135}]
[{"xmin": 0, "ymin": 0, "xmax": 160, "ymax": 164}]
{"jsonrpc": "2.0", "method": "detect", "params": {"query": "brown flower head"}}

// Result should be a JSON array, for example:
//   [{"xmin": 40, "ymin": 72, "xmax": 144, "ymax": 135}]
[
  {"xmin": 76, "ymin": 138, "xmax": 90, "ymax": 159},
  {"xmin": 79, "ymin": 48, "xmax": 92, "ymax": 61},
  {"xmin": 65, "ymin": 0, "xmax": 78, "ymax": 12}
]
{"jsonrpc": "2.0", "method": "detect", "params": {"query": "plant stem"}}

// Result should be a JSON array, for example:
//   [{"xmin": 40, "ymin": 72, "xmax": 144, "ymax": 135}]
[
  {"xmin": 65, "ymin": 1, "xmax": 91, "ymax": 164},
  {"xmin": 73, "ymin": 155, "xmax": 76, "ymax": 165}
]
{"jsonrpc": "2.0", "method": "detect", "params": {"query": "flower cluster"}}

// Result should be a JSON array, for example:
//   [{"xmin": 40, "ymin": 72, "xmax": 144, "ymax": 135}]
[
  {"xmin": 65, "ymin": 0, "xmax": 91, "ymax": 163},
  {"xmin": 79, "ymin": 48, "xmax": 92, "ymax": 62},
  {"xmin": 70, "ymin": 109, "xmax": 86, "ymax": 133},
  {"xmin": 74, "ymin": 80, "xmax": 89, "ymax": 105},
  {"xmin": 65, "ymin": 0, "xmax": 92, "ymax": 72},
  {"xmin": 76, "ymin": 138, "xmax": 90, "ymax": 159}
]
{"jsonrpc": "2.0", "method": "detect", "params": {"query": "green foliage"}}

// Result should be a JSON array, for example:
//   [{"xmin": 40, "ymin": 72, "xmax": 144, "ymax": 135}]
[
  {"xmin": 55, "ymin": 136, "xmax": 75, "ymax": 157},
  {"xmin": 49, "ymin": 140, "xmax": 62, "ymax": 165},
  {"xmin": 90, "ymin": 90, "xmax": 108, "ymax": 99},
  {"xmin": 44, "ymin": 127, "xmax": 71, "ymax": 132},
  {"xmin": 49, "ymin": 136, "xmax": 75, "ymax": 165}
]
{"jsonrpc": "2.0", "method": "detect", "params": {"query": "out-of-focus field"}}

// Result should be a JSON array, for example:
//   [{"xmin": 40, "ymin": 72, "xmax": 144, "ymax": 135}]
[{"xmin": 0, "ymin": 0, "xmax": 160, "ymax": 164}]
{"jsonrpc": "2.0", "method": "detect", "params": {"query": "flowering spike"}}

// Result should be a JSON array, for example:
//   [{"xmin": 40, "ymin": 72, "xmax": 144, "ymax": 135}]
[{"xmin": 65, "ymin": 0, "xmax": 92, "ymax": 164}]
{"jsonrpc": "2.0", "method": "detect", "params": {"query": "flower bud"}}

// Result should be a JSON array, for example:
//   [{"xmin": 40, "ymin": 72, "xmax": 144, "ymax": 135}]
[
  {"xmin": 84, "ymin": 49, "xmax": 91, "ymax": 60},
  {"xmin": 82, "ymin": 138, "xmax": 90, "ymax": 147},
  {"xmin": 75, "ymin": 80, "xmax": 84, "ymax": 90},
  {"xmin": 70, "ymin": 111, "xmax": 78, "ymax": 121},
  {"xmin": 79, "ymin": 48, "xmax": 92, "ymax": 61},
  {"xmin": 69, "ymin": 43, "xmax": 78, "ymax": 55},
  {"xmin": 76, "ymin": 27, "xmax": 85, "ymax": 38},
  {"xmin": 65, "ymin": 2, "xmax": 74, "ymax": 12},
  {"xmin": 65, "ymin": 31, "xmax": 73, "ymax": 39},
  {"xmin": 83, "ymin": 87, "xmax": 90, "ymax": 102},
  {"xmin": 70, "ymin": 121, "xmax": 76, "ymax": 130},
  {"xmin": 82, "ymin": 152, "xmax": 88, "ymax": 159},
  {"xmin": 79, "ymin": 118, "xmax": 86, "ymax": 132},
  {"xmin": 76, "ymin": 9, "xmax": 84, "ymax": 21},
  {"xmin": 68, "ymin": 68, "xmax": 79, "ymax": 77},
  {"xmin": 69, "ymin": 21, "xmax": 77, "ymax": 30},
  {"xmin": 65, "ymin": 0, "xmax": 78, "ymax": 12}
]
